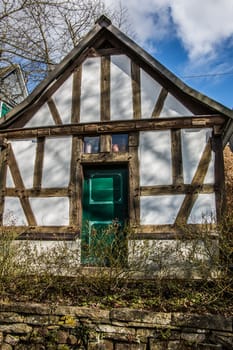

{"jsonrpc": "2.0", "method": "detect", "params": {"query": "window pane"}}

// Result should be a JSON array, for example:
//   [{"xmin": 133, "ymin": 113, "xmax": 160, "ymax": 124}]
[
  {"xmin": 112, "ymin": 134, "xmax": 128, "ymax": 152},
  {"xmin": 84, "ymin": 136, "xmax": 100, "ymax": 153}
]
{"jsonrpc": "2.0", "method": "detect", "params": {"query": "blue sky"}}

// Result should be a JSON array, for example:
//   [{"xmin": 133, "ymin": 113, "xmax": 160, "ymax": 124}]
[{"xmin": 104, "ymin": 0, "xmax": 233, "ymax": 109}]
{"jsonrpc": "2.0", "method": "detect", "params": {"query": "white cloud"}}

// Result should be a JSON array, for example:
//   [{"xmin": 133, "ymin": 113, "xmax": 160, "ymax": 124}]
[
  {"xmin": 171, "ymin": 0, "xmax": 233, "ymax": 59},
  {"xmin": 104, "ymin": 0, "xmax": 233, "ymax": 60}
]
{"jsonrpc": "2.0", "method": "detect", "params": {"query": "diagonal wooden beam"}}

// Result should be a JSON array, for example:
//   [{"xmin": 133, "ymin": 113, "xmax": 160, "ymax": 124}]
[
  {"xmin": 47, "ymin": 97, "xmax": 63, "ymax": 125},
  {"xmin": 101, "ymin": 55, "xmax": 111, "ymax": 121},
  {"xmin": 72, "ymin": 66, "xmax": 82, "ymax": 123},
  {"xmin": 7, "ymin": 144, "xmax": 37, "ymax": 226},
  {"xmin": 131, "ymin": 61, "xmax": 141, "ymax": 119},
  {"xmin": 33, "ymin": 137, "xmax": 45, "ymax": 189},
  {"xmin": 151, "ymin": 87, "xmax": 168, "ymax": 118},
  {"xmin": 175, "ymin": 140, "xmax": 212, "ymax": 225}
]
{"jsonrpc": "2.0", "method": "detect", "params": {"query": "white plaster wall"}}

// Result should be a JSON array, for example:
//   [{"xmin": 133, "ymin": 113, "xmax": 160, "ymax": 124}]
[
  {"xmin": 111, "ymin": 55, "xmax": 133, "ymax": 121},
  {"xmin": 128, "ymin": 238, "xmax": 219, "ymax": 278},
  {"xmin": 25, "ymin": 103, "xmax": 55, "ymax": 127},
  {"xmin": 6, "ymin": 166, "xmax": 15, "ymax": 188},
  {"xmin": 140, "ymin": 195, "xmax": 185, "ymax": 225},
  {"xmin": 141, "ymin": 69, "xmax": 162, "ymax": 119},
  {"xmin": 3, "ymin": 197, "xmax": 27, "ymax": 225},
  {"xmin": 14, "ymin": 239, "xmax": 81, "ymax": 274},
  {"xmin": 53, "ymin": 74, "xmax": 73, "ymax": 124},
  {"xmin": 42, "ymin": 136, "xmax": 72, "ymax": 188},
  {"xmin": 188, "ymin": 193, "xmax": 216, "ymax": 224},
  {"xmin": 182, "ymin": 129, "xmax": 214, "ymax": 184},
  {"xmin": 10, "ymin": 139, "xmax": 37, "ymax": 188},
  {"xmin": 29, "ymin": 197, "xmax": 69, "ymax": 225},
  {"xmin": 80, "ymin": 57, "xmax": 100, "ymax": 123},
  {"xmin": 139, "ymin": 131, "xmax": 172, "ymax": 186},
  {"xmin": 160, "ymin": 93, "xmax": 193, "ymax": 117}
]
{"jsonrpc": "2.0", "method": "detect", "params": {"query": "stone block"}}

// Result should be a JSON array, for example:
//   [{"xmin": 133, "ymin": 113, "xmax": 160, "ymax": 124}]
[
  {"xmin": 89, "ymin": 340, "xmax": 114, "ymax": 350},
  {"xmin": 0, "ymin": 313, "xmax": 24, "ymax": 324},
  {"xmin": 197, "ymin": 344, "xmax": 222, "ymax": 349},
  {"xmin": 111, "ymin": 309, "xmax": 171, "ymax": 326},
  {"xmin": 1, "ymin": 343, "xmax": 13, "ymax": 350},
  {"xmin": 149, "ymin": 340, "xmax": 167, "ymax": 350},
  {"xmin": 4, "ymin": 334, "xmax": 19, "ymax": 346},
  {"xmin": 0, "ymin": 323, "xmax": 32, "ymax": 334},
  {"xmin": 172, "ymin": 313, "xmax": 232, "ymax": 332},
  {"xmin": 115, "ymin": 343, "xmax": 146, "ymax": 350},
  {"xmin": 181, "ymin": 332, "xmax": 206, "ymax": 343}
]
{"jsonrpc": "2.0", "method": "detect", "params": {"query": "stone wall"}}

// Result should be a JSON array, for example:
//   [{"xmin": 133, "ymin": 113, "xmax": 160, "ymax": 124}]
[{"xmin": 0, "ymin": 303, "xmax": 232, "ymax": 349}]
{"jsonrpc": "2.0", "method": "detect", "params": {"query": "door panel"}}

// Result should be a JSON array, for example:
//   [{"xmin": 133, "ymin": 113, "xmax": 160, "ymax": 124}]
[{"xmin": 81, "ymin": 166, "xmax": 128, "ymax": 265}]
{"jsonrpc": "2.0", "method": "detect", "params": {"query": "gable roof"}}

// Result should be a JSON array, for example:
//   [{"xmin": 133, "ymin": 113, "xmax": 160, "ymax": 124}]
[{"xmin": 1, "ymin": 15, "xmax": 232, "ymax": 144}]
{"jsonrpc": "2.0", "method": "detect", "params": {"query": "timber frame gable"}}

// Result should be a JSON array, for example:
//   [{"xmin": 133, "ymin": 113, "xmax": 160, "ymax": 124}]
[{"xmin": 0, "ymin": 15, "xmax": 232, "ymax": 245}]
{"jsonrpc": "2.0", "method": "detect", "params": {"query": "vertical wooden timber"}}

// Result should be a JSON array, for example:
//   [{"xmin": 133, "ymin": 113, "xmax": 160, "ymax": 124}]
[
  {"xmin": 0, "ymin": 142, "xmax": 8, "ymax": 224},
  {"xmin": 101, "ymin": 56, "xmax": 111, "ymax": 121},
  {"xmin": 151, "ymin": 88, "xmax": 168, "ymax": 118},
  {"xmin": 7, "ymin": 144, "xmax": 37, "ymax": 225},
  {"xmin": 171, "ymin": 129, "xmax": 184, "ymax": 185},
  {"xmin": 47, "ymin": 98, "xmax": 63, "ymax": 125},
  {"xmin": 175, "ymin": 140, "xmax": 212, "ymax": 225},
  {"xmin": 69, "ymin": 137, "xmax": 82, "ymax": 227},
  {"xmin": 128, "ymin": 132, "xmax": 140, "ymax": 226},
  {"xmin": 33, "ymin": 137, "xmax": 45, "ymax": 189},
  {"xmin": 72, "ymin": 67, "xmax": 82, "ymax": 123},
  {"xmin": 100, "ymin": 134, "xmax": 111, "ymax": 152},
  {"xmin": 131, "ymin": 61, "xmax": 141, "ymax": 119},
  {"xmin": 213, "ymin": 134, "xmax": 225, "ymax": 221}
]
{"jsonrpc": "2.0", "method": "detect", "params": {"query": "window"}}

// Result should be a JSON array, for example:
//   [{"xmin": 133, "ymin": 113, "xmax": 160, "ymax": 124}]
[
  {"xmin": 111, "ymin": 134, "xmax": 128, "ymax": 152},
  {"xmin": 83, "ymin": 136, "xmax": 100, "ymax": 153}
]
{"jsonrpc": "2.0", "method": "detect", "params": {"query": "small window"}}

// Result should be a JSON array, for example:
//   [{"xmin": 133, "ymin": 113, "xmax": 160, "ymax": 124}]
[
  {"xmin": 84, "ymin": 136, "xmax": 100, "ymax": 153},
  {"xmin": 112, "ymin": 134, "xmax": 128, "ymax": 152}
]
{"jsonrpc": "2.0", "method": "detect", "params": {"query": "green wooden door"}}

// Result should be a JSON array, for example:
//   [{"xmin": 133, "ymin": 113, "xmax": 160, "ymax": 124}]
[{"xmin": 81, "ymin": 166, "xmax": 128, "ymax": 265}]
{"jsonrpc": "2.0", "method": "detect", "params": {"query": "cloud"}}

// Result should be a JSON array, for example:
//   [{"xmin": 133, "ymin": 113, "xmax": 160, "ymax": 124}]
[
  {"xmin": 104, "ymin": 0, "xmax": 233, "ymax": 60},
  {"xmin": 171, "ymin": 0, "xmax": 233, "ymax": 59}
]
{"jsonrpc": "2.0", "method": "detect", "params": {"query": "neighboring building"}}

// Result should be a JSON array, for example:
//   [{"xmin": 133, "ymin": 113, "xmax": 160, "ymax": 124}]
[
  {"xmin": 0, "ymin": 16, "xmax": 232, "ymax": 275},
  {"xmin": 0, "ymin": 64, "xmax": 28, "ymax": 117}
]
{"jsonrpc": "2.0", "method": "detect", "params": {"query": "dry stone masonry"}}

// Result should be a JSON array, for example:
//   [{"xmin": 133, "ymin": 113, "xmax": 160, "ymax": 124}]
[{"xmin": 0, "ymin": 303, "xmax": 232, "ymax": 349}]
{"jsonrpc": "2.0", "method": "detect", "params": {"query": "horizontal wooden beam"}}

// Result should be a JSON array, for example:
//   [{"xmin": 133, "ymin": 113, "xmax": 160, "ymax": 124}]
[
  {"xmin": 5, "ymin": 188, "xmax": 69, "ymax": 197},
  {"xmin": 1, "ymin": 226, "xmax": 80, "ymax": 240},
  {"xmin": 1, "ymin": 115, "xmax": 225, "ymax": 139},
  {"xmin": 132, "ymin": 223, "xmax": 217, "ymax": 237},
  {"xmin": 140, "ymin": 184, "xmax": 214, "ymax": 196}
]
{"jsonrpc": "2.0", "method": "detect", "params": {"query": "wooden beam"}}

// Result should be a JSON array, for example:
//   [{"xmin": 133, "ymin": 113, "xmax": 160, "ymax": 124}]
[
  {"xmin": 47, "ymin": 98, "xmax": 63, "ymax": 125},
  {"xmin": 151, "ymin": 88, "xmax": 168, "ymax": 118},
  {"xmin": 175, "ymin": 140, "xmax": 212, "ymax": 224},
  {"xmin": 81, "ymin": 152, "xmax": 129, "ymax": 163},
  {"xmin": 2, "ymin": 225, "xmax": 80, "ymax": 240},
  {"xmin": 131, "ymin": 61, "xmax": 141, "ymax": 119},
  {"xmin": 5, "ymin": 188, "xmax": 68, "ymax": 197},
  {"xmin": 69, "ymin": 137, "xmax": 82, "ymax": 226},
  {"xmin": 72, "ymin": 66, "xmax": 82, "ymax": 123},
  {"xmin": 132, "ymin": 223, "xmax": 216, "ymax": 237},
  {"xmin": 100, "ymin": 134, "xmax": 111, "ymax": 152},
  {"xmin": 128, "ymin": 132, "xmax": 140, "ymax": 225},
  {"xmin": 0, "ymin": 144, "xmax": 8, "ymax": 224},
  {"xmin": 7, "ymin": 144, "xmax": 37, "ymax": 226},
  {"xmin": 101, "ymin": 55, "xmax": 111, "ymax": 121},
  {"xmin": 2, "ymin": 116, "xmax": 225, "ymax": 139},
  {"xmin": 33, "ymin": 137, "xmax": 45, "ymax": 189},
  {"xmin": 140, "ymin": 184, "xmax": 214, "ymax": 196},
  {"xmin": 171, "ymin": 129, "xmax": 183, "ymax": 185},
  {"xmin": 212, "ymin": 135, "xmax": 225, "ymax": 221}
]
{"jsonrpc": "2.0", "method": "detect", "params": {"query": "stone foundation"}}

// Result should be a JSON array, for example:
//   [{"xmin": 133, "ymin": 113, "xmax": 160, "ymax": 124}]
[{"xmin": 0, "ymin": 303, "xmax": 232, "ymax": 349}]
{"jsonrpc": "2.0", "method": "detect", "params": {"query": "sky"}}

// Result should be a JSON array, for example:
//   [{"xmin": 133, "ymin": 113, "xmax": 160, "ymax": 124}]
[{"xmin": 104, "ymin": 0, "xmax": 233, "ymax": 109}]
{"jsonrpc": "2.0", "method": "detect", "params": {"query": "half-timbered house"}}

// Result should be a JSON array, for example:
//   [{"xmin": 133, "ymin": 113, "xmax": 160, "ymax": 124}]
[{"xmin": 0, "ymin": 16, "xmax": 232, "ymax": 274}]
